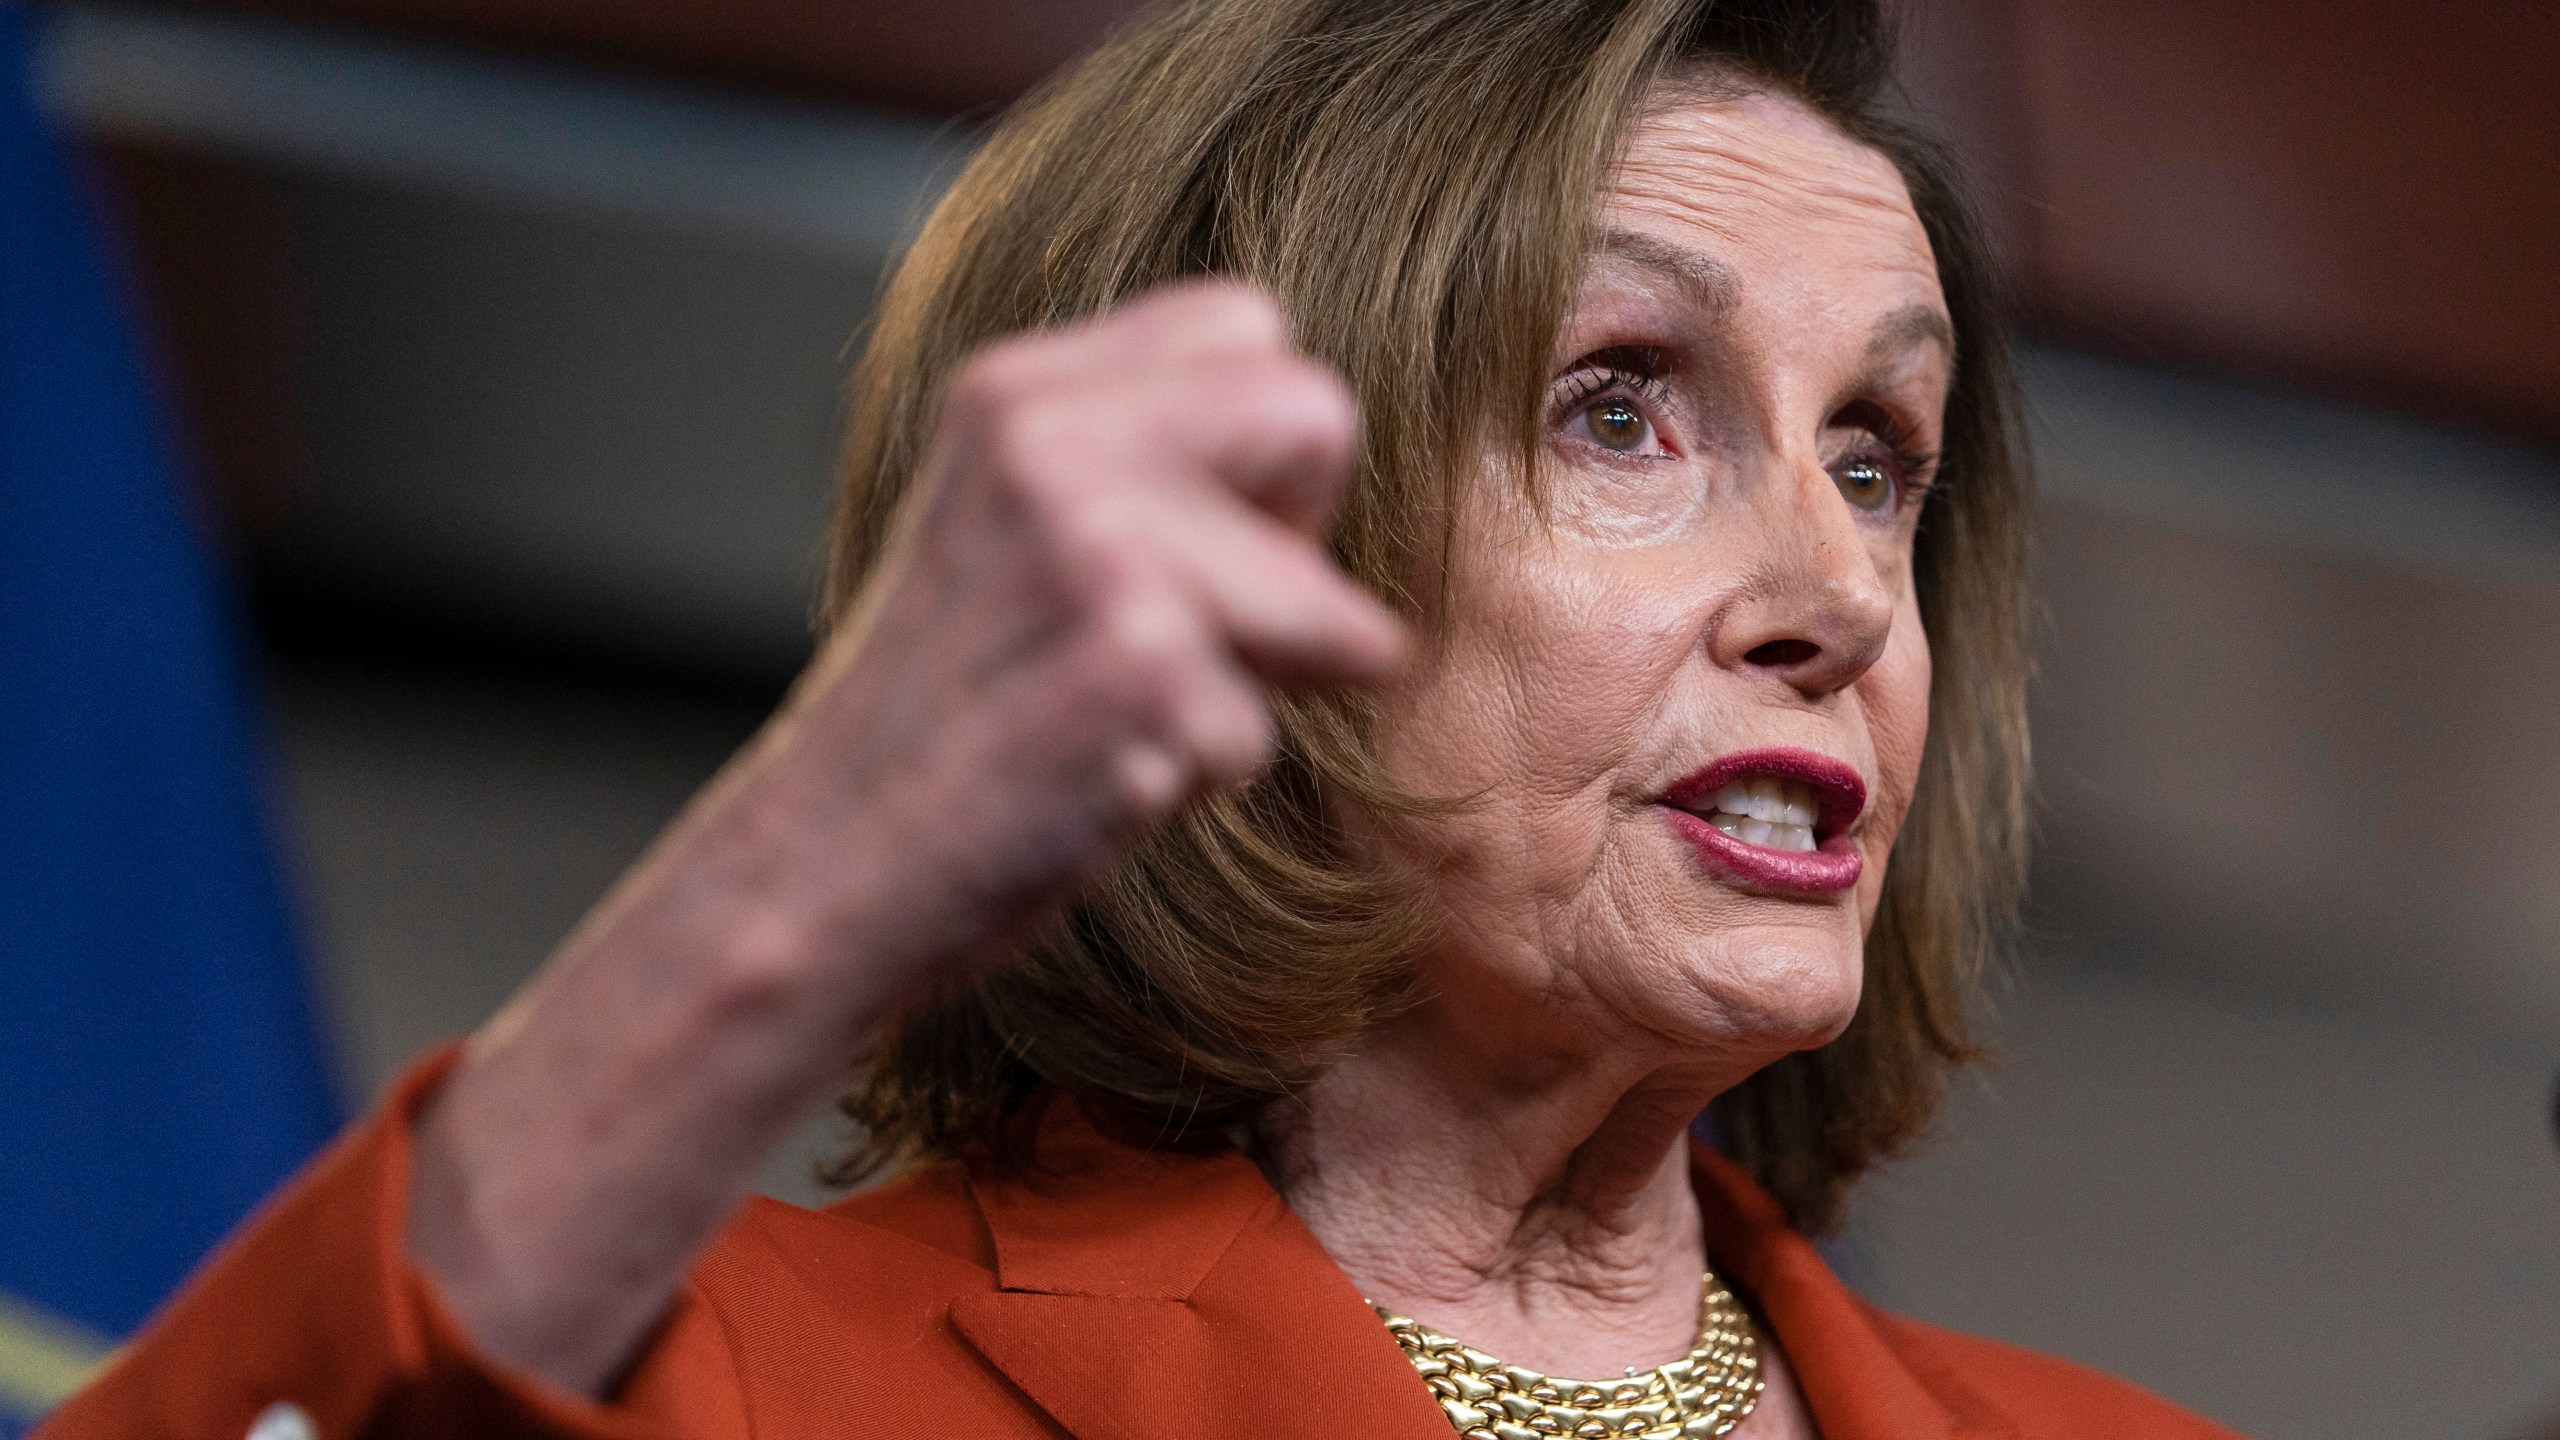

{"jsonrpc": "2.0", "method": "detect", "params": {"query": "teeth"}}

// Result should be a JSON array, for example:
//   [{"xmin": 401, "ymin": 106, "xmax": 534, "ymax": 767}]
[{"xmin": 1696, "ymin": 777, "xmax": 1822, "ymax": 851}]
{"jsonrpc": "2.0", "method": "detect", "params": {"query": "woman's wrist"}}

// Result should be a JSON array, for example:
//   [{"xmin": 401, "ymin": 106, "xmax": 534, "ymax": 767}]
[
  {"xmin": 402, "ymin": 757, "xmax": 928, "ymax": 1395},
  {"xmin": 609, "ymin": 725, "xmax": 943, "ymax": 1040}
]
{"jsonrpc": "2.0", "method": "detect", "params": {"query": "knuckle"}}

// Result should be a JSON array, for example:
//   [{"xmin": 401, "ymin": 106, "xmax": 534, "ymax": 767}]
[
  {"xmin": 1273, "ymin": 357, "xmax": 1359, "ymax": 427},
  {"xmin": 1297, "ymin": 365, "xmax": 1360, "ymax": 433},
  {"xmin": 1114, "ymin": 279, "xmax": 1291, "ymax": 357},
  {"xmin": 1214, "ymin": 355, "xmax": 1357, "ymax": 437},
  {"xmin": 983, "ymin": 400, "xmax": 1081, "ymax": 505},
  {"xmin": 1058, "ymin": 594, "xmax": 1188, "ymax": 732},
  {"xmin": 1054, "ymin": 520, "xmax": 1146, "ymax": 599},
  {"xmin": 1039, "ymin": 481, "xmax": 1162, "ymax": 604},
  {"xmin": 1110, "ymin": 741, "xmax": 1189, "ymax": 818},
  {"xmin": 1187, "ymin": 283, "xmax": 1290, "ymax": 344},
  {"xmin": 950, "ymin": 339, "xmax": 1043, "ymax": 412},
  {"xmin": 982, "ymin": 394, "xmax": 1150, "ymax": 522},
  {"xmin": 1189, "ymin": 687, "xmax": 1276, "ymax": 782},
  {"xmin": 1097, "ymin": 597, "xmax": 1199, "ymax": 697},
  {"xmin": 1054, "ymin": 529, "xmax": 1142, "ymax": 609}
]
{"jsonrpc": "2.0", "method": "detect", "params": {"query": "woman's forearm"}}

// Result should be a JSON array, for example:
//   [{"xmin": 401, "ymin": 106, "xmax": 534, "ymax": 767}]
[
  {"xmin": 393, "ymin": 282, "xmax": 1401, "ymax": 1400},
  {"xmin": 405, "ymin": 752, "xmax": 919, "ymax": 1396}
]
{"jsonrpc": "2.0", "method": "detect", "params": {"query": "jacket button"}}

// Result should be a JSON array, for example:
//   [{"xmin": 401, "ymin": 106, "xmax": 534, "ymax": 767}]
[{"xmin": 246, "ymin": 1402, "xmax": 318, "ymax": 1440}]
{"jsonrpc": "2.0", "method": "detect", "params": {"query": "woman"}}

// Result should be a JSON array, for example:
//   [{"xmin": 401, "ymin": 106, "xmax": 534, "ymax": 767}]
[{"xmin": 45, "ymin": 1, "xmax": 2238, "ymax": 1437}]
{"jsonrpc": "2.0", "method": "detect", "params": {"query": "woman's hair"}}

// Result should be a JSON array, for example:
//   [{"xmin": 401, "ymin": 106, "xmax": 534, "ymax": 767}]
[{"xmin": 823, "ymin": 0, "xmax": 2032, "ymax": 1232}]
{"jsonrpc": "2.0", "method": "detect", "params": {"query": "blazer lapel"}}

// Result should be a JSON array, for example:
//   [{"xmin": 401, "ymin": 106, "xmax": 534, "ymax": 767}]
[
  {"xmin": 947, "ymin": 1102, "xmax": 2016, "ymax": 1440},
  {"xmin": 1690, "ymin": 1145, "xmax": 2017, "ymax": 1440},
  {"xmin": 948, "ymin": 1102, "xmax": 1452, "ymax": 1440}
]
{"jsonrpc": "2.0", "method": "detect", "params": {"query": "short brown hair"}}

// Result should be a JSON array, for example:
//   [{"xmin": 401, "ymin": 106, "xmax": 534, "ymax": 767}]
[{"xmin": 825, "ymin": 0, "xmax": 2032, "ymax": 1233}]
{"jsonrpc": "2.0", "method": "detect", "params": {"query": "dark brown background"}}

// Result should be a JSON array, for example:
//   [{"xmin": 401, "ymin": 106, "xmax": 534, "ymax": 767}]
[{"xmin": 150, "ymin": 0, "xmax": 2560, "ymax": 438}]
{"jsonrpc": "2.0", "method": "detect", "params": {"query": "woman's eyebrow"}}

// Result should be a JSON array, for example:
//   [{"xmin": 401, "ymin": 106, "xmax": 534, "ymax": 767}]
[
  {"xmin": 1864, "ymin": 303, "xmax": 1956, "ymax": 369},
  {"xmin": 1593, "ymin": 227, "xmax": 1740, "ymax": 314}
]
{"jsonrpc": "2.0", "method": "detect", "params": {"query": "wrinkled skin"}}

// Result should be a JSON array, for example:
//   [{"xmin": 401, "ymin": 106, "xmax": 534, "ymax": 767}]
[
  {"xmin": 405, "ymin": 87, "xmax": 1949, "ymax": 1439},
  {"xmin": 1263, "ymin": 91, "xmax": 1946, "ymax": 1435}
]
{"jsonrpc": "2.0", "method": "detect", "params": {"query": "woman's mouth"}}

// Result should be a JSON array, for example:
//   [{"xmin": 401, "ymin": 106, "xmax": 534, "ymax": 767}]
[
  {"xmin": 1658, "ymin": 747, "xmax": 1867, "ymax": 895},
  {"xmin": 1689, "ymin": 776, "xmax": 1823, "ymax": 851}
]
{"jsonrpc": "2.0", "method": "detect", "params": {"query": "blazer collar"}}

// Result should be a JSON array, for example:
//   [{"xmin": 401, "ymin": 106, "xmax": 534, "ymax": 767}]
[
  {"xmin": 961, "ymin": 1096, "xmax": 1277, "ymax": 1302},
  {"xmin": 948, "ymin": 1096, "xmax": 1451, "ymax": 1440},
  {"xmin": 1690, "ymin": 1144, "xmax": 2017, "ymax": 1440},
  {"xmin": 946, "ymin": 1097, "xmax": 2005, "ymax": 1440}
]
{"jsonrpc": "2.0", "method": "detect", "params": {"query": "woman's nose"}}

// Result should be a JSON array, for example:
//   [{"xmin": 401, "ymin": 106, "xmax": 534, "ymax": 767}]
[{"xmin": 1707, "ymin": 470, "xmax": 1896, "ymax": 699}]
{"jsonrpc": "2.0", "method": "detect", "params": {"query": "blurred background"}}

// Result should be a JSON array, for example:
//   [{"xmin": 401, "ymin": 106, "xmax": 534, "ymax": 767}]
[{"xmin": 5, "ymin": 0, "xmax": 2558, "ymax": 1436}]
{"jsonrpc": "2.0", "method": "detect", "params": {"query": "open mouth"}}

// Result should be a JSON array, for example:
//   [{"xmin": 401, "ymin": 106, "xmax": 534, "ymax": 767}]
[
  {"xmin": 1684, "ymin": 776, "xmax": 1825, "ymax": 852},
  {"xmin": 1658, "ymin": 747, "xmax": 1867, "ymax": 894}
]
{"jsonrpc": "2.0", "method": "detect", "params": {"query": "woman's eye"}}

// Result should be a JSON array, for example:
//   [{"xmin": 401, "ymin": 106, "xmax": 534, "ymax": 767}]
[
  {"xmin": 1581, "ymin": 399, "xmax": 1652, "ymax": 452},
  {"xmin": 1833, "ymin": 455, "xmax": 1895, "ymax": 511}
]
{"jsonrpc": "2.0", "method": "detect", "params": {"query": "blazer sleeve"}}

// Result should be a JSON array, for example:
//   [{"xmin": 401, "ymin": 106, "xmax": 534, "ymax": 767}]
[{"xmin": 34, "ymin": 1049, "xmax": 754, "ymax": 1440}]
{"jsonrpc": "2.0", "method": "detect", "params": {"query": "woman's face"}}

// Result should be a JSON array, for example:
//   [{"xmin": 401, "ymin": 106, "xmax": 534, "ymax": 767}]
[{"xmin": 1369, "ymin": 89, "xmax": 1949, "ymax": 1078}]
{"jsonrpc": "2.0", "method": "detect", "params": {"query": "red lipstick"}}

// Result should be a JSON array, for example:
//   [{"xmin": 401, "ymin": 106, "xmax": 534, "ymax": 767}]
[{"xmin": 1658, "ymin": 746, "xmax": 1867, "ymax": 896}]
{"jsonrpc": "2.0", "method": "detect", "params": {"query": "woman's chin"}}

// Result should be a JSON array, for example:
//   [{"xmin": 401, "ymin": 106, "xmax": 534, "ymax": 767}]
[{"xmin": 1654, "ymin": 926, "xmax": 1866, "ymax": 1056}]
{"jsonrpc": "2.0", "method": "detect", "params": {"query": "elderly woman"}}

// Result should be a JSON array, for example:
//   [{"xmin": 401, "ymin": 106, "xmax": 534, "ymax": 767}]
[{"xmin": 48, "ymin": 1, "xmax": 2239, "ymax": 1437}]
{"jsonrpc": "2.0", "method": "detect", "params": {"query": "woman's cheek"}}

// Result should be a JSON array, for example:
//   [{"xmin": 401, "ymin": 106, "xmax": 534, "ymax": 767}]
[{"xmin": 1855, "ymin": 606, "xmax": 1933, "ymax": 931}]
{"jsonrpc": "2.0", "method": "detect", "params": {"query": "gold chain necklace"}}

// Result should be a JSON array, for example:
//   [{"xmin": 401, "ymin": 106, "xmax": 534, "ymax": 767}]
[{"xmin": 1374, "ymin": 1272, "xmax": 1764, "ymax": 1439}]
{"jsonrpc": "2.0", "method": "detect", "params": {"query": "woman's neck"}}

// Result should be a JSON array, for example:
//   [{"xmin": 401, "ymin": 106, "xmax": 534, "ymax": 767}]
[{"xmin": 1252, "ymin": 1006, "xmax": 1752, "ymax": 1380}]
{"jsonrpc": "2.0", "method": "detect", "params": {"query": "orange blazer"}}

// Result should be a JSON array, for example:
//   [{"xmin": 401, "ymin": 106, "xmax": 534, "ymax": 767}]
[{"xmin": 40, "ymin": 1053, "xmax": 2241, "ymax": 1440}]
